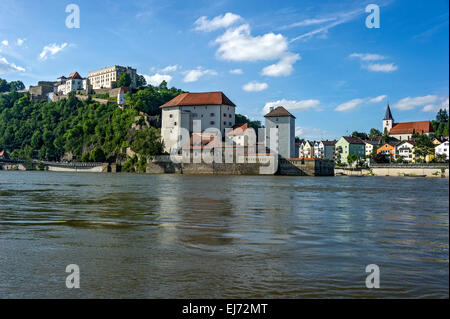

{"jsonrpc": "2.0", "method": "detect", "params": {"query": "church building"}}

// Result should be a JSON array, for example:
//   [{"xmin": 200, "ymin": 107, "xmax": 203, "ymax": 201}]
[{"xmin": 382, "ymin": 104, "xmax": 434, "ymax": 141}]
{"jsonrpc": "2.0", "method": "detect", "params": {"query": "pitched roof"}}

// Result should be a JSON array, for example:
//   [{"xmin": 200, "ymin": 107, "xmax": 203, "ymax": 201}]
[
  {"xmin": 160, "ymin": 92, "xmax": 236, "ymax": 108},
  {"xmin": 342, "ymin": 136, "xmax": 365, "ymax": 144},
  {"xmin": 396, "ymin": 140, "xmax": 416, "ymax": 147},
  {"xmin": 68, "ymin": 72, "xmax": 82, "ymax": 80},
  {"xmin": 384, "ymin": 104, "xmax": 394, "ymax": 121},
  {"xmin": 264, "ymin": 106, "xmax": 296, "ymax": 119},
  {"xmin": 321, "ymin": 140, "xmax": 337, "ymax": 146},
  {"xmin": 389, "ymin": 121, "xmax": 434, "ymax": 135},
  {"xmin": 226, "ymin": 123, "xmax": 249, "ymax": 136}
]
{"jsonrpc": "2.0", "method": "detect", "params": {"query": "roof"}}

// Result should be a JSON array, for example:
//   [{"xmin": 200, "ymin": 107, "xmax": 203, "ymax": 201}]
[
  {"xmin": 396, "ymin": 140, "xmax": 416, "ymax": 147},
  {"xmin": 264, "ymin": 106, "xmax": 296, "ymax": 119},
  {"xmin": 160, "ymin": 92, "xmax": 236, "ymax": 108},
  {"xmin": 321, "ymin": 140, "xmax": 337, "ymax": 146},
  {"xmin": 364, "ymin": 139, "xmax": 383, "ymax": 145},
  {"xmin": 342, "ymin": 136, "xmax": 365, "ymax": 144},
  {"xmin": 389, "ymin": 121, "xmax": 434, "ymax": 135},
  {"xmin": 68, "ymin": 72, "xmax": 82, "ymax": 80},
  {"xmin": 226, "ymin": 123, "xmax": 249, "ymax": 136},
  {"xmin": 384, "ymin": 104, "xmax": 394, "ymax": 121}
]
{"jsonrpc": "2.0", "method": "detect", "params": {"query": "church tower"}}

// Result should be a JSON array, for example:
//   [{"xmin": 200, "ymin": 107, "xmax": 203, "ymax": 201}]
[{"xmin": 383, "ymin": 104, "xmax": 394, "ymax": 135}]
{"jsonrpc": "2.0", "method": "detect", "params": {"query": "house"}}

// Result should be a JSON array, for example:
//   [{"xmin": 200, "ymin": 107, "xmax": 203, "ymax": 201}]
[
  {"xmin": 335, "ymin": 136, "xmax": 365, "ymax": 164},
  {"xmin": 117, "ymin": 87, "xmax": 129, "ymax": 107},
  {"xmin": 88, "ymin": 65, "xmax": 137, "ymax": 89},
  {"xmin": 383, "ymin": 104, "xmax": 434, "ymax": 140},
  {"xmin": 56, "ymin": 72, "xmax": 88, "ymax": 95},
  {"xmin": 395, "ymin": 140, "xmax": 415, "ymax": 162},
  {"xmin": 299, "ymin": 141, "xmax": 314, "ymax": 158},
  {"xmin": 264, "ymin": 106, "xmax": 296, "ymax": 159},
  {"xmin": 315, "ymin": 140, "xmax": 336, "ymax": 160},
  {"xmin": 435, "ymin": 141, "xmax": 449, "ymax": 160},
  {"xmin": 377, "ymin": 143, "xmax": 395, "ymax": 159},
  {"xmin": 29, "ymin": 81, "xmax": 55, "ymax": 101},
  {"xmin": 364, "ymin": 138, "xmax": 383, "ymax": 157},
  {"xmin": 226, "ymin": 123, "xmax": 253, "ymax": 146},
  {"xmin": 160, "ymin": 92, "xmax": 236, "ymax": 153}
]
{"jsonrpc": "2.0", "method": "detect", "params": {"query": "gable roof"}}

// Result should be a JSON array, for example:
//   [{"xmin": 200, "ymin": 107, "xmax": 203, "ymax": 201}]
[
  {"xmin": 390, "ymin": 121, "xmax": 434, "ymax": 135},
  {"xmin": 160, "ymin": 92, "xmax": 236, "ymax": 108},
  {"xmin": 342, "ymin": 136, "xmax": 365, "ymax": 144},
  {"xmin": 396, "ymin": 140, "xmax": 416, "ymax": 148},
  {"xmin": 226, "ymin": 123, "xmax": 249, "ymax": 136},
  {"xmin": 68, "ymin": 72, "xmax": 82, "ymax": 80},
  {"xmin": 264, "ymin": 106, "xmax": 296, "ymax": 119},
  {"xmin": 384, "ymin": 104, "xmax": 394, "ymax": 121},
  {"xmin": 321, "ymin": 140, "xmax": 337, "ymax": 146}
]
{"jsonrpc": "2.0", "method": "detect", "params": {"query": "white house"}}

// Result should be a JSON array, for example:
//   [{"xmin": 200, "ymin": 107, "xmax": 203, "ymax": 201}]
[
  {"xmin": 56, "ymin": 72, "xmax": 88, "ymax": 95},
  {"xmin": 117, "ymin": 87, "xmax": 129, "ymax": 107},
  {"xmin": 364, "ymin": 139, "xmax": 383, "ymax": 157},
  {"xmin": 226, "ymin": 123, "xmax": 254, "ymax": 146},
  {"xmin": 299, "ymin": 141, "xmax": 314, "ymax": 158},
  {"xmin": 395, "ymin": 140, "xmax": 416, "ymax": 162},
  {"xmin": 160, "ymin": 92, "xmax": 236, "ymax": 153},
  {"xmin": 435, "ymin": 141, "xmax": 449, "ymax": 160},
  {"xmin": 264, "ymin": 106, "xmax": 296, "ymax": 158}
]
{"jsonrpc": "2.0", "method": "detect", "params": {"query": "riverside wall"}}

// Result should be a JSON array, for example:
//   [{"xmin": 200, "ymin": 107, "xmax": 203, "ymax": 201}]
[{"xmin": 335, "ymin": 164, "xmax": 449, "ymax": 178}]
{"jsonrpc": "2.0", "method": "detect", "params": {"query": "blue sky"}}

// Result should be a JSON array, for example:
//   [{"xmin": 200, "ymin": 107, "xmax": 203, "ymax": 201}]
[{"xmin": 0, "ymin": 0, "xmax": 448, "ymax": 140}]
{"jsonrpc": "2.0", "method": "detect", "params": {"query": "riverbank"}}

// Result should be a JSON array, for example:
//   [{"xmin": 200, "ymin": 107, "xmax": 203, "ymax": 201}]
[{"xmin": 335, "ymin": 164, "xmax": 449, "ymax": 178}]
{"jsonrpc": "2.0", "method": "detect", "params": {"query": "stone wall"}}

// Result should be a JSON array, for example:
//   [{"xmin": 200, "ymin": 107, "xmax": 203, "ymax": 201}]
[{"xmin": 279, "ymin": 158, "xmax": 335, "ymax": 176}]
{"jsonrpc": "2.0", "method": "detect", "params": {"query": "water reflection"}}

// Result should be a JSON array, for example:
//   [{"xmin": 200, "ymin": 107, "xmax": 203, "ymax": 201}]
[{"xmin": 0, "ymin": 172, "xmax": 448, "ymax": 298}]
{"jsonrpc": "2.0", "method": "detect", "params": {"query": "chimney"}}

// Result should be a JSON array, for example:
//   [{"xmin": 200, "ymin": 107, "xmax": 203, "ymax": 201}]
[{"xmin": 270, "ymin": 107, "xmax": 274, "ymax": 111}]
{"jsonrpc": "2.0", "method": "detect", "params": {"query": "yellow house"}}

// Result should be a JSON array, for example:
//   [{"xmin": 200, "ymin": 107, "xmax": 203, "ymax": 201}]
[{"xmin": 412, "ymin": 146, "xmax": 435, "ymax": 163}]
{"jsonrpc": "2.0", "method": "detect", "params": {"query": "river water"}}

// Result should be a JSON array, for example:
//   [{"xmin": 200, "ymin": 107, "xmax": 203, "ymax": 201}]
[{"xmin": 0, "ymin": 171, "xmax": 448, "ymax": 298}]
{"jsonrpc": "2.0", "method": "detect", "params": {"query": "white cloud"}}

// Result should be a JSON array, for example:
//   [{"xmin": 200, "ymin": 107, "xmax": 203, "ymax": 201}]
[
  {"xmin": 290, "ymin": 8, "xmax": 363, "ymax": 42},
  {"xmin": 366, "ymin": 63, "xmax": 398, "ymax": 72},
  {"xmin": 215, "ymin": 24, "xmax": 288, "ymax": 62},
  {"xmin": 282, "ymin": 17, "xmax": 337, "ymax": 29},
  {"xmin": 229, "ymin": 68, "xmax": 243, "ymax": 75},
  {"xmin": 335, "ymin": 98, "xmax": 365, "ymax": 112},
  {"xmin": 369, "ymin": 95, "xmax": 387, "ymax": 103},
  {"xmin": 350, "ymin": 53, "xmax": 385, "ymax": 61},
  {"xmin": 243, "ymin": 81, "xmax": 268, "ymax": 92},
  {"xmin": 0, "ymin": 57, "xmax": 26, "ymax": 74},
  {"xmin": 160, "ymin": 65, "xmax": 178, "ymax": 73},
  {"xmin": 1, "ymin": 40, "xmax": 8, "ymax": 46},
  {"xmin": 295, "ymin": 126, "xmax": 329, "ymax": 140},
  {"xmin": 263, "ymin": 99, "xmax": 320, "ymax": 114},
  {"xmin": 422, "ymin": 98, "xmax": 449, "ymax": 112},
  {"xmin": 261, "ymin": 53, "xmax": 300, "ymax": 77},
  {"xmin": 144, "ymin": 73, "xmax": 172, "ymax": 86},
  {"xmin": 195, "ymin": 12, "xmax": 242, "ymax": 32},
  {"xmin": 335, "ymin": 95, "xmax": 387, "ymax": 112},
  {"xmin": 39, "ymin": 43, "xmax": 68, "ymax": 60},
  {"xmin": 393, "ymin": 95, "xmax": 439, "ymax": 110},
  {"xmin": 16, "ymin": 38, "xmax": 25, "ymax": 46},
  {"xmin": 183, "ymin": 68, "xmax": 218, "ymax": 83}
]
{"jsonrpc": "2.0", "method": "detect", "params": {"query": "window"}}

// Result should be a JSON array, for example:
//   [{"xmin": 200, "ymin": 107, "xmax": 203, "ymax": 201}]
[
  {"xmin": 210, "ymin": 113, "xmax": 215, "ymax": 117},
  {"xmin": 169, "ymin": 114, "xmax": 173, "ymax": 118},
  {"xmin": 229, "ymin": 114, "xmax": 232, "ymax": 118},
  {"xmin": 174, "ymin": 122, "xmax": 177, "ymax": 126},
  {"xmin": 210, "ymin": 121, "xmax": 215, "ymax": 125},
  {"xmin": 224, "ymin": 121, "xmax": 227, "ymax": 125},
  {"xmin": 229, "ymin": 122, "xmax": 232, "ymax": 126},
  {"xmin": 224, "ymin": 113, "xmax": 227, "ymax": 117}
]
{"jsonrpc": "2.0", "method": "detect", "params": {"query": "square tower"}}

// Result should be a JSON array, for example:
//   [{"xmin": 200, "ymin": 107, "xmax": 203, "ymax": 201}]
[{"xmin": 264, "ymin": 106, "xmax": 296, "ymax": 158}]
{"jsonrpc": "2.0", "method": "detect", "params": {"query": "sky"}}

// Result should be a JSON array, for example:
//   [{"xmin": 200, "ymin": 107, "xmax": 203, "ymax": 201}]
[{"xmin": 0, "ymin": 0, "xmax": 448, "ymax": 140}]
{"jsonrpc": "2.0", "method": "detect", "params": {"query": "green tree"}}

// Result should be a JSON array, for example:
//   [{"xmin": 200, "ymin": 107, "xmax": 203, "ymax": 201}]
[
  {"xmin": 347, "ymin": 154, "xmax": 360, "ymax": 164},
  {"xmin": 117, "ymin": 72, "xmax": 132, "ymax": 87},
  {"xmin": 351, "ymin": 131, "xmax": 368, "ymax": 140},
  {"xmin": 136, "ymin": 74, "xmax": 147, "ymax": 88},
  {"xmin": 369, "ymin": 128, "xmax": 382, "ymax": 138},
  {"xmin": 9, "ymin": 81, "xmax": 25, "ymax": 92}
]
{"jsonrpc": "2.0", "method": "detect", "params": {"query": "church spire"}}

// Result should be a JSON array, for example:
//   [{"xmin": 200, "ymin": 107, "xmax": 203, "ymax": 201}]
[{"xmin": 384, "ymin": 103, "xmax": 394, "ymax": 121}]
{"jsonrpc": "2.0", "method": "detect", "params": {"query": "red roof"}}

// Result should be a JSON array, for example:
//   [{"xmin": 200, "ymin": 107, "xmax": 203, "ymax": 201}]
[
  {"xmin": 226, "ymin": 123, "xmax": 249, "ymax": 136},
  {"xmin": 264, "ymin": 106, "xmax": 296, "ymax": 119},
  {"xmin": 68, "ymin": 72, "xmax": 82, "ymax": 80},
  {"xmin": 160, "ymin": 92, "xmax": 236, "ymax": 108},
  {"xmin": 390, "ymin": 121, "xmax": 434, "ymax": 135}
]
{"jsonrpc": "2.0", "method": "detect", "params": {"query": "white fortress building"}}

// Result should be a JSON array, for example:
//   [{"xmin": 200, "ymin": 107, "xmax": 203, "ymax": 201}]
[
  {"xmin": 88, "ymin": 65, "xmax": 137, "ymax": 90},
  {"xmin": 264, "ymin": 106, "xmax": 296, "ymax": 158},
  {"xmin": 55, "ymin": 72, "xmax": 88, "ymax": 95},
  {"xmin": 160, "ymin": 92, "xmax": 236, "ymax": 153}
]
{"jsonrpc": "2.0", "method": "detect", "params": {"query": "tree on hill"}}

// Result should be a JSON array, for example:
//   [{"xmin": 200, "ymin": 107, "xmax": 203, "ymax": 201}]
[
  {"xmin": 117, "ymin": 72, "xmax": 132, "ymax": 87},
  {"xmin": 235, "ymin": 114, "xmax": 262, "ymax": 131},
  {"xmin": 136, "ymin": 74, "xmax": 147, "ymax": 88},
  {"xmin": 0, "ymin": 78, "xmax": 25, "ymax": 92},
  {"xmin": 125, "ymin": 86, "xmax": 185, "ymax": 116}
]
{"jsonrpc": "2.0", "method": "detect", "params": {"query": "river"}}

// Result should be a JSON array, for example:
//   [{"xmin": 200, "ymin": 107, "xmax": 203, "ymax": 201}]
[{"xmin": 0, "ymin": 171, "xmax": 448, "ymax": 298}]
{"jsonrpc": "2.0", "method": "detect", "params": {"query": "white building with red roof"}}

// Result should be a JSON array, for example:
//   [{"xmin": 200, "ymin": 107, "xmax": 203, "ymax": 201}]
[
  {"xmin": 56, "ymin": 72, "xmax": 88, "ymax": 95},
  {"xmin": 160, "ymin": 92, "xmax": 236, "ymax": 153}
]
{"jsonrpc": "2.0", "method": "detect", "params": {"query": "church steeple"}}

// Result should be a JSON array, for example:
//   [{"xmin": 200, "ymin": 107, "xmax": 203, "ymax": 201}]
[
  {"xmin": 383, "ymin": 103, "xmax": 394, "ymax": 135},
  {"xmin": 384, "ymin": 104, "xmax": 394, "ymax": 121}
]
